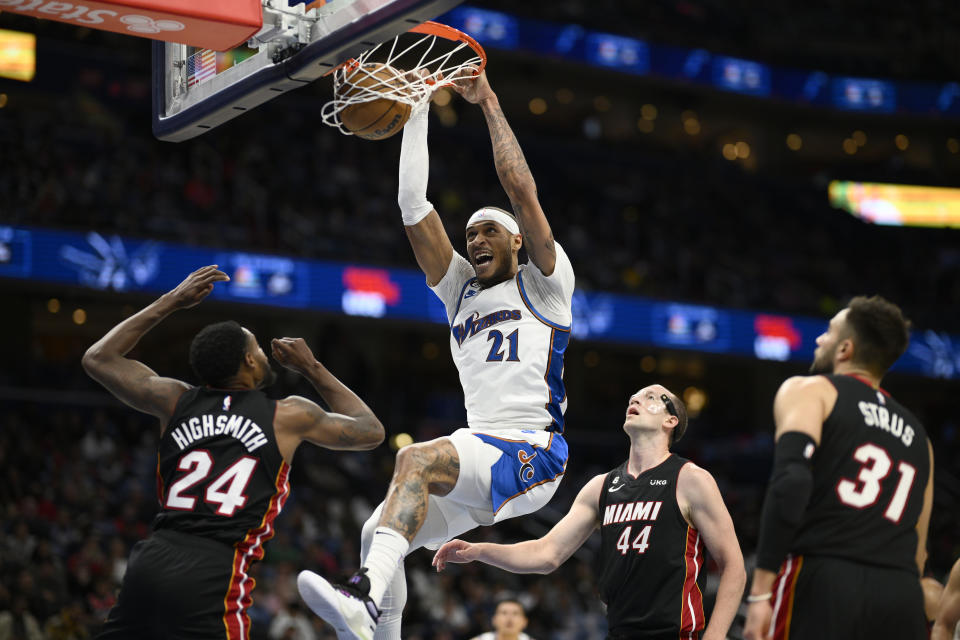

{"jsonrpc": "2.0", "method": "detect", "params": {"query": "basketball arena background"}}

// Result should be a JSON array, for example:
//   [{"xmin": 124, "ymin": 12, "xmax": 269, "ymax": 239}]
[{"xmin": 1, "ymin": 1, "xmax": 959, "ymax": 638}]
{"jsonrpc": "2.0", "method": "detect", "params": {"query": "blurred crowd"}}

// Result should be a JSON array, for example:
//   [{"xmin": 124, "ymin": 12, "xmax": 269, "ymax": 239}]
[
  {"xmin": 1, "ymin": 89, "xmax": 958, "ymax": 333},
  {"xmin": 481, "ymin": 0, "xmax": 960, "ymax": 82}
]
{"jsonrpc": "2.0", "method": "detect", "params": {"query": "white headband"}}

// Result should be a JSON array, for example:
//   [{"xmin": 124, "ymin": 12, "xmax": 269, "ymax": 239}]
[{"xmin": 465, "ymin": 208, "xmax": 520, "ymax": 235}]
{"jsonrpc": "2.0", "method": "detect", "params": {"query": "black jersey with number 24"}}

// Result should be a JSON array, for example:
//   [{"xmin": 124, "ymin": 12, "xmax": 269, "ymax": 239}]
[
  {"xmin": 153, "ymin": 386, "xmax": 291, "ymax": 547},
  {"xmin": 790, "ymin": 374, "xmax": 930, "ymax": 573},
  {"xmin": 597, "ymin": 454, "xmax": 706, "ymax": 638}
]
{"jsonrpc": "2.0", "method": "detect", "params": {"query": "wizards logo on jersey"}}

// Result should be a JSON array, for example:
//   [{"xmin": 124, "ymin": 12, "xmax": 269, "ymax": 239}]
[
  {"xmin": 518, "ymin": 449, "xmax": 538, "ymax": 481},
  {"xmin": 451, "ymin": 309, "xmax": 523, "ymax": 346},
  {"xmin": 474, "ymin": 432, "xmax": 569, "ymax": 514}
]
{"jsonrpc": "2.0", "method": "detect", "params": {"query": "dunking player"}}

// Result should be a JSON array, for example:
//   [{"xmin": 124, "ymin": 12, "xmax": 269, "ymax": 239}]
[
  {"xmin": 743, "ymin": 296, "xmax": 934, "ymax": 640},
  {"xmin": 82, "ymin": 266, "xmax": 385, "ymax": 639},
  {"xmin": 298, "ymin": 69, "xmax": 575, "ymax": 639},
  {"xmin": 433, "ymin": 384, "xmax": 746, "ymax": 640}
]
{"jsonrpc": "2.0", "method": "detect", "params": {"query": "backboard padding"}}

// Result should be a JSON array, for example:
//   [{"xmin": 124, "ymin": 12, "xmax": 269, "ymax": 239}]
[{"xmin": 152, "ymin": 0, "xmax": 464, "ymax": 142}]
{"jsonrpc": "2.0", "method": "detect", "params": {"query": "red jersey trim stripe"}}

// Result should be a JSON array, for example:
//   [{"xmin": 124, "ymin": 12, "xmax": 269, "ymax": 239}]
[
  {"xmin": 222, "ymin": 461, "xmax": 291, "ymax": 640},
  {"xmin": 770, "ymin": 554, "xmax": 803, "ymax": 640},
  {"xmin": 679, "ymin": 525, "xmax": 705, "ymax": 638},
  {"xmin": 155, "ymin": 454, "xmax": 164, "ymax": 505}
]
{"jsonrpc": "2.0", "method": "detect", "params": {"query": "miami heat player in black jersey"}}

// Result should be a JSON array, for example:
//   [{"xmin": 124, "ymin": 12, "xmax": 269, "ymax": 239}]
[
  {"xmin": 152, "ymin": 386, "xmax": 290, "ymax": 636},
  {"xmin": 789, "ymin": 374, "xmax": 929, "ymax": 571},
  {"xmin": 432, "ymin": 384, "xmax": 746, "ymax": 640},
  {"xmin": 155, "ymin": 387, "xmax": 288, "ymax": 547},
  {"xmin": 83, "ymin": 267, "xmax": 383, "ymax": 640},
  {"xmin": 598, "ymin": 454, "xmax": 707, "ymax": 638},
  {"xmin": 745, "ymin": 296, "xmax": 934, "ymax": 640},
  {"xmin": 762, "ymin": 374, "xmax": 932, "ymax": 640}
]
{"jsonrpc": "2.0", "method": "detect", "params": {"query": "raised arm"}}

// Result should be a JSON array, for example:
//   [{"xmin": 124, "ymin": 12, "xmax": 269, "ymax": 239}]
[
  {"xmin": 271, "ymin": 337, "xmax": 384, "ymax": 462},
  {"xmin": 397, "ymin": 104, "xmax": 455, "ymax": 286},
  {"xmin": 678, "ymin": 464, "xmax": 746, "ymax": 640},
  {"xmin": 82, "ymin": 266, "xmax": 229, "ymax": 424},
  {"xmin": 933, "ymin": 558, "xmax": 960, "ymax": 640},
  {"xmin": 453, "ymin": 71, "xmax": 556, "ymax": 275},
  {"xmin": 432, "ymin": 474, "xmax": 603, "ymax": 574}
]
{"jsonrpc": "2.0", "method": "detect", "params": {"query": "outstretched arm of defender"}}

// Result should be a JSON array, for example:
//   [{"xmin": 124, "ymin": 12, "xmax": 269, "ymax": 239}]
[
  {"xmin": 82, "ymin": 266, "xmax": 229, "ymax": 423},
  {"xmin": 397, "ymin": 102, "xmax": 455, "ymax": 286},
  {"xmin": 454, "ymin": 70, "xmax": 556, "ymax": 275},
  {"xmin": 432, "ymin": 474, "xmax": 603, "ymax": 574},
  {"xmin": 271, "ymin": 337, "xmax": 384, "ymax": 459}
]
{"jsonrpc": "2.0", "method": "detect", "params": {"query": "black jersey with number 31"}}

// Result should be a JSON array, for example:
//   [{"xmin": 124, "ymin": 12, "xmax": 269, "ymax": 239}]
[
  {"xmin": 153, "ymin": 387, "xmax": 290, "ymax": 548},
  {"xmin": 791, "ymin": 374, "xmax": 930, "ymax": 573},
  {"xmin": 597, "ymin": 454, "xmax": 707, "ymax": 637}
]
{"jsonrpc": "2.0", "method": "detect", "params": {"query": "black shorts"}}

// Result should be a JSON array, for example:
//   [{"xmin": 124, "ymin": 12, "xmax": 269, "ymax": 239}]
[
  {"xmin": 770, "ymin": 554, "xmax": 926, "ymax": 640},
  {"xmin": 96, "ymin": 529, "xmax": 254, "ymax": 640}
]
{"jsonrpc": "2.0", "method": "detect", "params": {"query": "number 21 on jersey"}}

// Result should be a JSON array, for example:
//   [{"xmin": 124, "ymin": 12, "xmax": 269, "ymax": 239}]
[{"xmin": 486, "ymin": 328, "xmax": 520, "ymax": 362}]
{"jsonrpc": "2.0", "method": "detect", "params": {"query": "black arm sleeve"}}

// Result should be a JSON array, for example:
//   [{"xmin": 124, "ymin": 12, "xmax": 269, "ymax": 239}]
[{"xmin": 755, "ymin": 431, "xmax": 816, "ymax": 572}]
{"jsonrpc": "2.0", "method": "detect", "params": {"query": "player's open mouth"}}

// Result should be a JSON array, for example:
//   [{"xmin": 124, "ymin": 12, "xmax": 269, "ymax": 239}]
[
  {"xmin": 627, "ymin": 406, "xmax": 640, "ymax": 416},
  {"xmin": 474, "ymin": 252, "xmax": 493, "ymax": 267}
]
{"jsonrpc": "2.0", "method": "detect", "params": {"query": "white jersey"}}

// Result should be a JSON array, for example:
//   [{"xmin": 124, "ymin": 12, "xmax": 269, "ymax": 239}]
[{"xmin": 430, "ymin": 242, "xmax": 575, "ymax": 432}]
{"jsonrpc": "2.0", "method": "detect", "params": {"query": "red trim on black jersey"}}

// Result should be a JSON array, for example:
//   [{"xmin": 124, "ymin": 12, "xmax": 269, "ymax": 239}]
[
  {"xmin": 222, "ymin": 461, "xmax": 291, "ymax": 640},
  {"xmin": 155, "ymin": 454, "xmax": 164, "ymax": 505},
  {"xmin": 843, "ymin": 373, "xmax": 889, "ymax": 396},
  {"xmin": 679, "ymin": 525, "xmax": 705, "ymax": 637},
  {"xmin": 770, "ymin": 554, "xmax": 804, "ymax": 640}
]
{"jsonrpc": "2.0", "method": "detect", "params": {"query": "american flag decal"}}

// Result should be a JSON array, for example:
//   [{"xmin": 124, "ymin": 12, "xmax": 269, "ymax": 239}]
[{"xmin": 187, "ymin": 49, "xmax": 217, "ymax": 87}]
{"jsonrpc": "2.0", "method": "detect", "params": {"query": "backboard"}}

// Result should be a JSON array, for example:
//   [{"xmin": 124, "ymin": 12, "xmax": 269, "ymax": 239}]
[{"xmin": 152, "ymin": 0, "xmax": 464, "ymax": 142}]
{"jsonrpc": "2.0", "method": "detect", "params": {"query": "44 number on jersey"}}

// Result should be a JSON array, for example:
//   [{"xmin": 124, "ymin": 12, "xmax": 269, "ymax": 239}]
[{"xmin": 616, "ymin": 524, "xmax": 653, "ymax": 555}]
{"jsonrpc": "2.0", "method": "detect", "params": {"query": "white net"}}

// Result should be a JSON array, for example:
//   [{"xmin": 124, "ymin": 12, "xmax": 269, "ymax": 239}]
[{"xmin": 320, "ymin": 24, "xmax": 484, "ymax": 135}]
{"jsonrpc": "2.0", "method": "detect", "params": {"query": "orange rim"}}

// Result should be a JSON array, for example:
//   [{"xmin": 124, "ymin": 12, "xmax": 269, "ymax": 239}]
[
  {"xmin": 409, "ymin": 20, "xmax": 487, "ymax": 71},
  {"xmin": 324, "ymin": 20, "xmax": 486, "ymax": 78}
]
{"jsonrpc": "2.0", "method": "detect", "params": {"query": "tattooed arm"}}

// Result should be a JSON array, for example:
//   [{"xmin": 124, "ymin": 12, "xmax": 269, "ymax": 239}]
[
  {"xmin": 454, "ymin": 71, "xmax": 557, "ymax": 275},
  {"xmin": 271, "ymin": 338, "xmax": 384, "ymax": 462}
]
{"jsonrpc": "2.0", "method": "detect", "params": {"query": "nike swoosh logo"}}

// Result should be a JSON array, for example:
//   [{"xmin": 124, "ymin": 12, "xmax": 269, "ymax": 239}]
[{"xmin": 608, "ymin": 484, "xmax": 625, "ymax": 492}]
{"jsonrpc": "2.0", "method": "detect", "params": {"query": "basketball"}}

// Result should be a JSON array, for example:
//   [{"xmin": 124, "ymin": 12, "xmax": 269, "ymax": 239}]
[{"xmin": 338, "ymin": 63, "xmax": 412, "ymax": 140}]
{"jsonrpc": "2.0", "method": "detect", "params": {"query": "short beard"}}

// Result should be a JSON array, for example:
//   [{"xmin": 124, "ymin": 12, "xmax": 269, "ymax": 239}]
[
  {"xmin": 808, "ymin": 349, "xmax": 835, "ymax": 375},
  {"xmin": 474, "ymin": 258, "xmax": 513, "ymax": 288}
]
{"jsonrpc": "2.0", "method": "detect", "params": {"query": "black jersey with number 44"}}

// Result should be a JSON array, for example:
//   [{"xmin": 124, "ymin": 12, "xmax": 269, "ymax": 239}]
[
  {"xmin": 153, "ymin": 387, "xmax": 290, "ymax": 548},
  {"xmin": 790, "ymin": 374, "xmax": 930, "ymax": 573},
  {"xmin": 597, "ymin": 454, "xmax": 707, "ymax": 637}
]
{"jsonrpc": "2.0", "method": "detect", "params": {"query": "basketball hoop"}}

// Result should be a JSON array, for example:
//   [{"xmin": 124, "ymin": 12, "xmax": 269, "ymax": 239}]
[{"xmin": 320, "ymin": 21, "xmax": 486, "ymax": 136}]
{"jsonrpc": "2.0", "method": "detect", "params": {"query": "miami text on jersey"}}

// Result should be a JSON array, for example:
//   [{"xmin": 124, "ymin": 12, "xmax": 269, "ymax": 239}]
[
  {"xmin": 452, "ymin": 309, "xmax": 522, "ymax": 347},
  {"xmin": 603, "ymin": 501, "xmax": 664, "ymax": 526},
  {"xmin": 170, "ymin": 414, "xmax": 269, "ymax": 453}
]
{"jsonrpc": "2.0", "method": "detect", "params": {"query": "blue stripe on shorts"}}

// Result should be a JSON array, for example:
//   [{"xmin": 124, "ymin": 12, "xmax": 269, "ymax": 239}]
[{"xmin": 473, "ymin": 431, "xmax": 569, "ymax": 514}]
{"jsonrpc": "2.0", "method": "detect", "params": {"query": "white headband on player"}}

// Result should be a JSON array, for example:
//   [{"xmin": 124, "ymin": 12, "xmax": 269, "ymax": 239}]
[{"xmin": 465, "ymin": 208, "xmax": 520, "ymax": 235}]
